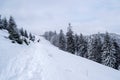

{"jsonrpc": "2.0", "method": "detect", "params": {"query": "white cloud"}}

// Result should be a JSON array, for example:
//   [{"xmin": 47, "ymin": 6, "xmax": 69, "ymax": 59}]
[{"xmin": 1, "ymin": 0, "xmax": 120, "ymax": 35}]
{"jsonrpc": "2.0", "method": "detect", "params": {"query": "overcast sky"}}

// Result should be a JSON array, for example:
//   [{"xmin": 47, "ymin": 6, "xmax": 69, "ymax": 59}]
[{"xmin": 1, "ymin": 0, "xmax": 120, "ymax": 35}]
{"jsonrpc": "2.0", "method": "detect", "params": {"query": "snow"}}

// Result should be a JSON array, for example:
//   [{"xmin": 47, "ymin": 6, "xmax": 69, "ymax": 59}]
[{"xmin": 0, "ymin": 30, "xmax": 120, "ymax": 80}]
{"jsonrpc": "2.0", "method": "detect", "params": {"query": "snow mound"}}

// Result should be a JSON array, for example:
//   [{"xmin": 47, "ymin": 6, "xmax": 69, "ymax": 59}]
[{"xmin": 0, "ymin": 30, "xmax": 120, "ymax": 80}]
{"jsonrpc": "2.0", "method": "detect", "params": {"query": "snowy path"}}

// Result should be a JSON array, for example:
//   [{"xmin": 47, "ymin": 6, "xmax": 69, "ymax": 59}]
[
  {"xmin": 0, "ymin": 36, "xmax": 120, "ymax": 80},
  {"xmin": 0, "ymin": 43, "xmax": 42, "ymax": 80}
]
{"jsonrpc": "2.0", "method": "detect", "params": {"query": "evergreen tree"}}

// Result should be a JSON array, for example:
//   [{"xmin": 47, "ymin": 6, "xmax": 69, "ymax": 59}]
[
  {"xmin": 32, "ymin": 35, "xmax": 35, "ymax": 42},
  {"xmin": 58, "ymin": 29, "xmax": 66, "ymax": 51},
  {"xmin": 49, "ymin": 31, "xmax": 56, "ymax": 41},
  {"xmin": 87, "ymin": 36, "xmax": 92, "ymax": 58},
  {"xmin": 88, "ymin": 35, "xmax": 102, "ymax": 63},
  {"xmin": 0, "ymin": 15, "xmax": 3, "ymax": 29},
  {"xmin": 50, "ymin": 33, "xmax": 59, "ymax": 47},
  {"xmin": 66, "ymin": 23, "xmax": 75, "ymax": 54},
  {"xmin": 8, "ymin": 16, "xmax": 22, "ymax": 44},
  {"xmin": 101, "ymin": 32, "xmax": 116, "ymax": 68},
  {"xmin": 113, "ymin": 39, "xmax": 120, "ymax": 69},
  {"xmin": 44, "ymin": 32, "xmax": 49, "ymax": 40},
  {"xmin": 2, "ymin": 17, "xmax": 8, "ymax": 29},
  {"xmin": 29, "ymin": 33, "xmax": 35, "ymax": 42},
  {"xmin": 29, "ymin": 33, "xmax": 32, "ymax": 40},
  {"xmin": 77, "ymin": 34, "xmax": 87, "ymax": 57},
  {"xmin": 20, "ymin": 28, "xmax": 24, "ymax": 36},
  {"xmin": 24, "ymin": 30, "xmax": 28, "ymax": 38},
  {"xmin": 8, "ymin": 16, "xmax": 17, "ymax": 33},
  {"xmin": 44, "ymin": 31, "xmax": 56, "ymax": 41},
  {"xmin": 96, "ymin": 35, "xmax": 102, "ymax": 63},
  {"xmin": 74, "ymin": 34, "xmax": 79, "ymax": 54},
  {"xmin": 24, "ymin": 38, "xmax": 29, "ymax": 45}
]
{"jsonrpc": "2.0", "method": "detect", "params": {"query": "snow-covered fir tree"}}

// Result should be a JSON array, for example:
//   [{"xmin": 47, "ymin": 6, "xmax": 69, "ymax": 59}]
[
  {"xmin": 43, "ymin": 32, "xmax": 49, "ymax": 40},
  {"xmin": 8, "ymin": 16, "xmax": 23, "ymax": 44},
  {"xmin": 29, "ymin": 33, "xmax": 35, "ymax": 42},
  {"xmin": 8, "ymin": 16, "xmax": 17, "ymax": 33},
  {"xmin": 50, "ymin": 31, "xmax": 59, "ymax": 47},
  {"xmin": 112, "ymin": 39, "xmax": 120, "ymax": 69},
  {"xmin": 101, "ymin": 32, "xmax": 116, "ymax": 68},
  {"xmin": 87, "ymin": 36, "xmax": 94, "ymax": 59},
  {"xmin": 66, "ymin": 23, "xmax": 75, "ymax": 54},
  {"xmin": 74, "ymin": 34, "xmax": 79, "ymax": 54},
  {"xmin": 77, "ymin": 34, "xmax": 87, "ymax": 57},
  {"xmin": 88, "ymin": 35, "xmax": 102, "ymax": 63},
  {"xmin": 2, "ymin": 17, "xmax": 8, "ymax": 29},
  {"xmin": 58, "ymin": 29, "xmax": 66, "ymax": 51},
  {"xmin": 29, "ymin": 33, "xmax": 32, "ymax": 40},
  {"xmin": 24, "ymin": 30, "xmax": 28, "ymax": 38}
]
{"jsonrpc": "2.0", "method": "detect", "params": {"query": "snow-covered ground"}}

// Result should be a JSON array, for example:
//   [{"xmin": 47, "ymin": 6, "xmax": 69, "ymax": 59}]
[{"xmin": 0, "ymin": 30, "xmax": 120, "ymax": 80}]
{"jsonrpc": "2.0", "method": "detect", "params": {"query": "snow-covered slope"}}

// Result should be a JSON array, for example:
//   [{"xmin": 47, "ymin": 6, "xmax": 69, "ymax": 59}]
[{"xmin": 0, "ymin": 30, "xmax": 120, "ymax": 80}]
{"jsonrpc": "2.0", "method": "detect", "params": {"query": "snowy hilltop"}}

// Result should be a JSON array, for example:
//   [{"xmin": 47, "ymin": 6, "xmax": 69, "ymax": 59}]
[{"xmin": 0, "ymin": 30, "xmax": 120, "ymax": 80}]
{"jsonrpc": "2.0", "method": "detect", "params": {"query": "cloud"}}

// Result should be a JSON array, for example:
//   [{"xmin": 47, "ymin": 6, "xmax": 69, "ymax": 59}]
[{"xmin": 1, "ymin": 0, "xmax": 120, "ymax": 35}]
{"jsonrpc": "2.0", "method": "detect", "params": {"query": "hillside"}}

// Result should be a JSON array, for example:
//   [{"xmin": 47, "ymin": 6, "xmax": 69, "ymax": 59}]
[
  {"xmin": 0, "ymin": 30, "xmax": 120, "ymax": 80},
  {"xmin": 88, "ymin": 33, "xmax": 120, "ymax": 45}
]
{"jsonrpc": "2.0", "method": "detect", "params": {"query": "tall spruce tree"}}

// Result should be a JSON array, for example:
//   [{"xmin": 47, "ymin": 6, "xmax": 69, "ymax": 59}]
[
  {"xmin": 8, "ymin": 16, "xmax": 17, "ymax": 33},
  {"xmin": 88, "ymin": 35, "xmax": 102, "ymax": 63},
  {"xmin": 2, "ymin": 17, "xmax": 8, "ymax": 29},
  {"xmin": 113, "ymin": 39, "xmax": 120, "ymax": 69},
  {"xmin": 24, "ymin": 30, "xmax": 28, "ymax": 38},
  {"xmin": 101, "ymin": 32, "xmax": 116, "ymax": 68},
  {"xmin": 8, "ymin": 16, "xmax": 22, "ymax": 44},
  {"xmin": 96, "ymin": 34, "xmax": 102, "ymax": 63},
  {"xmin": 58, "ymin": 29, "xmax": 66, "ymax": 51},
  {"xmin": 74, "ymin": 34, "xmax": 79, "ymax": 54},
  {"xmin": 77, "ymin": 34, "xmax": 87, "ymax": 57},
  {"xmin": 66, "ymin": 23, "xmax": 75, "ymax": 54}
]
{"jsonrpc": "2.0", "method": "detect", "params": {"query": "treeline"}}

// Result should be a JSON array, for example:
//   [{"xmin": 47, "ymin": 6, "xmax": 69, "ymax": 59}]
[
  {"xmin": 43, "ymin": 24, "xmax": 120, "ymax": 70},
  {"xmin": 0, "ymin": 15, "xmax": 35, "ymax": 45}
]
